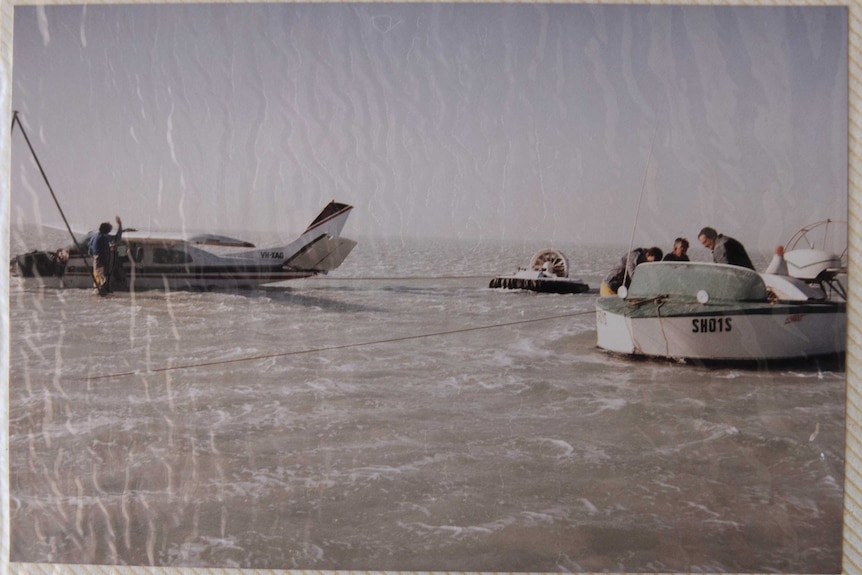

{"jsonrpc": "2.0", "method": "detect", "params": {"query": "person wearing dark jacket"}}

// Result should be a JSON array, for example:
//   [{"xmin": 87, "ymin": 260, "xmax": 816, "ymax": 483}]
[
  {"xmin": 89, "ymin": 215, "xmax": 123, "ymax": 294},
  {"xmin": 697, "ymin": 227, "xmax": 754, "ymax": 270},
  {"xmin": 600, "ymin": 246, "xmax": 663, "ymax": 296},
  {"xmin": 662, "ymin": 237, "xmax": 690, "ymax": 261}
]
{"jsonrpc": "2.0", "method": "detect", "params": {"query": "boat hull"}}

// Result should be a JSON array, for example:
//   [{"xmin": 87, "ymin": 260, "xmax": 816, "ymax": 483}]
[{"xmin": 596, "ymin": 299, "xmax": 846, "ymax": 361}]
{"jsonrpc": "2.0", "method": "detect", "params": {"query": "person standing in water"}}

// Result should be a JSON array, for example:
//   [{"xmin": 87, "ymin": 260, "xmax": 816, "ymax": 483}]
[{"xmin": 89, "ymin": 215, "xmax": 123, "ymax": 294}]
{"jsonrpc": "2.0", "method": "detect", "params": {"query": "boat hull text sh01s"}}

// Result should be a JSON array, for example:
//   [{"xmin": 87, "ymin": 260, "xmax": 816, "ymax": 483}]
[
  {"xmin": 12, "ymin": 201, "xmax": 357, "ymax": 292},
  {"xmin": 595, "ymin": 229, "xmax": 846, "ymax": 362}
]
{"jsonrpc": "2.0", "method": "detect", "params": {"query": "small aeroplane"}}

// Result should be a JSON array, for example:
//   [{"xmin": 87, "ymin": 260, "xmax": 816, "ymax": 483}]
[{"xmin": 11, "ymin": 200, "xmax": 357, "ymax": 292}]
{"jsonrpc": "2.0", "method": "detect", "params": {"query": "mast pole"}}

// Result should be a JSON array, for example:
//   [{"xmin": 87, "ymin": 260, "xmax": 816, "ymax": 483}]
[
  {"xmin": 622, "ymin": 103, "xmax": 664, "ymax": 290},
  {"xmin": 12, "ymin": 111, "xmax": 100, "ymax": 291}
]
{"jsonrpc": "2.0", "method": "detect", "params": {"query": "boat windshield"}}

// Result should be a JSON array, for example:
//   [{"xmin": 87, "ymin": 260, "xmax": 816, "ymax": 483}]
[{"xmin": 628, "ymin": 262, "xmax": 768, "ymax": 302}]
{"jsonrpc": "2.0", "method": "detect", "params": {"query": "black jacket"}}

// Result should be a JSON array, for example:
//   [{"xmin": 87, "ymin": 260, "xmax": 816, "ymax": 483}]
[{"xmin": 712, "ymin": 234, "xmax": 754, "ymax": 269}]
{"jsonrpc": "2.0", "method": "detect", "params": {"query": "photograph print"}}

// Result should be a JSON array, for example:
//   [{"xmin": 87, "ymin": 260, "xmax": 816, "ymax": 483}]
[{"xmin": 6, "ymin": 3, "xmax": 848, "ymax": 573}]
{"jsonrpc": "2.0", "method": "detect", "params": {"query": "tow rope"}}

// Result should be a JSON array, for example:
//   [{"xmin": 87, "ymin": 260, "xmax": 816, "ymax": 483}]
[{"xmin": 82, "ymin": 309, "xmax": 596, "ymax": 382}]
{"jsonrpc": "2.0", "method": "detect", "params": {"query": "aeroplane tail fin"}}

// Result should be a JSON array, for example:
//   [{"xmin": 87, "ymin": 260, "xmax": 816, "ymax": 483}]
[
  {"xmin": 284, "ymin": 235, "xmax": 357, "ymax": 272},
  {"xmin": 303, "ymin": 201, "xmax": 353, "ymax": 238},
  {"xmin": 280, "ymin": 201, "xmax": 356, "ymax": 272}
]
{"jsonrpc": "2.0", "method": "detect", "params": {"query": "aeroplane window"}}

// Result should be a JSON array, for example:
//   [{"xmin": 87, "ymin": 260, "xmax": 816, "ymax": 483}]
[
  {"xmin": 175, "ymin": 248, "xmax": 192, "ymax": 264},
  {"xmin": 128, "ymin": 245, "xmax": 144, "ymax": 263},
  {"xmin": 153, "ymin": 247, "xmax": 192, "ymax": 264}
]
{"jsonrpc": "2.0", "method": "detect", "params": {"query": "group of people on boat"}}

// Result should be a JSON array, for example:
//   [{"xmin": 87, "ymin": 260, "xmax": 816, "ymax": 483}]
[{"xmin": 599, "ymin": 226, "xmax": 754, "ymax": 296}]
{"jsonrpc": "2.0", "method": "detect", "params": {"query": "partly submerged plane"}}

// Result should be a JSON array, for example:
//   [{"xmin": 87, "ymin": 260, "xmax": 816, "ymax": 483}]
[{"xmin": 11, "ymin": 201, "xmax": 357, "ymax": 292}]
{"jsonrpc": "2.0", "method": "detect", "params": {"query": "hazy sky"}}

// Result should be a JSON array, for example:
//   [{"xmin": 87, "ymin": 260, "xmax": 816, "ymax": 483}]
[{"xmin": 9, "ymin": 3, "xmax": 847, "ymax": 248}]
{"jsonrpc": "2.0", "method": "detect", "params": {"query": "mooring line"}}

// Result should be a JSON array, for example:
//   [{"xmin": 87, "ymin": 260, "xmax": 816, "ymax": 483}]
[
  {"xmin": 83, "ymin": 309, "xmax": 595, "ymax": 382},
  {"xmin": 303, "ymin": 275, "xmax": 493, "ymax": 281}
]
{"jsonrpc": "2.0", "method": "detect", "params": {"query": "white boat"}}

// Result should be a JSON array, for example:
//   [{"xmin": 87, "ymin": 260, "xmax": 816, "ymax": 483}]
[
  {"xmin": 11, "ymin": 201, "xmax": 357, "ymax": 292},
  {"xmin": 489, "ymin": 248, "xmax": 590, "ymax": 294},
  {"xmin": 595, "ymin": 221, "xmax": 846, "ymax": 362}
]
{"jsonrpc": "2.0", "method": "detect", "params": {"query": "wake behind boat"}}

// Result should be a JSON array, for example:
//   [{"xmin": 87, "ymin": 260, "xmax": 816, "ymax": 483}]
[
  {"xmin": 11, "ymin": 201, "xmax": 357, "ymax": 292},
  {"xmin": 595, "ymin": 221, "xmax": 846, "ymax": 363}
]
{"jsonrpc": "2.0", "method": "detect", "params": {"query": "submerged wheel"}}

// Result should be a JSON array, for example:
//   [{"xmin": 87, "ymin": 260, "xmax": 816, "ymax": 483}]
[{"xmin": 530, "ymin": 248, "xmax": 569, "ymax": 278}]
